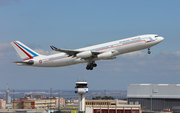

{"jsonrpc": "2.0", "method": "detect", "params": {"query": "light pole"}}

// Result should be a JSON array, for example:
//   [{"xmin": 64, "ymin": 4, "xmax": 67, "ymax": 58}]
[
  {"xmin": 13, "ymin": 89, "xmax": 15, "ymax": 109},
  {"xmin": 104, "ymin": 90, "xmax": 106, "ymax": 97},
  {"xmin": 150, "ymin": 95, "xmax": 152, "ymax": 111},
  {"xmin": 50, "ymin": 88, "xmax": 52, "ymax": 110},
  {"xmin": 58, "ymin": 90, "xmax": 60, "ymax": 110},
  {"xmin": 151, "ymin": 89, "xmax": 155, "ymax": 111}
]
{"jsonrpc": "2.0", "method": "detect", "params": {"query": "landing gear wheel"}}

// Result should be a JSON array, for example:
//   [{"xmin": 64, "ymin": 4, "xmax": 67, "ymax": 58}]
[
  {"xmin": 86, "ymin": 65, "xmax": 90, "ymax": 70},
  {"xmin": 148, "ymin": 48, "xmax": 151, "ymax": 54},
  {"xmin": 86, "ymin": 62, "xmax": 97, "ymax": 70},
  {"xmin": 90, "ymin": 67, "xmax": 93, "ymax": 70},
  {"xmin": 93, "ymin": 63, "xmax": 97, "ymax": 67}
]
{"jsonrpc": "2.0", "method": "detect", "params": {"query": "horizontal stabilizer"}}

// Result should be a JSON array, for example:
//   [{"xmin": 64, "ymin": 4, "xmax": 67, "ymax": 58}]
[
  {"xmin": 12, "ymin": 61, "xmax": 27, "ymax": 63},
  {"xmin": 12, "ymin": 60, "xmax": 34, "ymax": 65}
]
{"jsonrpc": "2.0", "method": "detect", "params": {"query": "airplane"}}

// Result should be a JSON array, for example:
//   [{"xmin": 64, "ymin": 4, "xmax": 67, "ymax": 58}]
[{"xmin": 11, "ymin": 34, "xmax": 164, "ymax": 70}]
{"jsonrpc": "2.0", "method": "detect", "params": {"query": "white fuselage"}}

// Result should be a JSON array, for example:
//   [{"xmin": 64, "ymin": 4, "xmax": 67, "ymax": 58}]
[{"xmin": 27, "ymin": 34, "xmax": 163, "ymax": 67}]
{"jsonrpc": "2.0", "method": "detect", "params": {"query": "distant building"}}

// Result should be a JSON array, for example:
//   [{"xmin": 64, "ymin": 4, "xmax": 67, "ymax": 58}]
[
  {"xmin": 12, "ymin": 97, "xmax": 65, "ymax": 110},
  {"xmin": 0, "ymin": 109, "xmax": 46, "ymax": 113},
  {"xmin": 65, "ymin": 99, "xmax": 78, "ymax": 109},
  {"xmin": 26, "ymin": 95, "xmax": 44, "ymax": 99},
  {"xmin": 127, "ymin": 84, "xmax": 180, "ymax": 112},
  {"xmin": 0, "ymin": 98, "xmax": 6, "ymax": 109}
]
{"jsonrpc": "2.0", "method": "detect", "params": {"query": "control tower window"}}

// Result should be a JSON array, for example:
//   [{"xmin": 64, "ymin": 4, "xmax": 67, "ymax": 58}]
[{"xmin": 75, "ymin": 84, "xmax": 88, "ymax": 88}]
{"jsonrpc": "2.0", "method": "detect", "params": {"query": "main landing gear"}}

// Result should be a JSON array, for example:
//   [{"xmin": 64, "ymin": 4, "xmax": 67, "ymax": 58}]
[
  {"xmin": 148, "ymin": 48, "xmax": 151, "ymax": 54},
  {"xmin": 86, "ymin": 62, "xmax": 97, "ymax": 70}
]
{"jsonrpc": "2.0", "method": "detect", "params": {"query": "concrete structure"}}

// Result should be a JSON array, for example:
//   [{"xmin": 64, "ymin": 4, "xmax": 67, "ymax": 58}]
[
  {"xmin": 75, "ymin": 80, "xmax": 88, "ymax": 113},
  {"xmin": 12, "ymin": 97, "xmax": 65, "ymax": 110},
  {"xmin": 127, "ymin": 84, "xmax": 180, "ymax": 112},
  {"xmin": 4, "ymin": 84, "xmax": 12, "ymax": 109},
  {"xmin": 5, "ymin": 84, "xmax": 11, "ymax": 104},
  {"xmin": 85, "ymin": 100, "xmax": 141, "ymax": 113}
]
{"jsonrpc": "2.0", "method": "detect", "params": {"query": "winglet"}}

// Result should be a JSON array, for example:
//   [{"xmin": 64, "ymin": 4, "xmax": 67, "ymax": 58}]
[{"xmin": 50, "ymin": 46, "xmax": 58, "ymax": 50}]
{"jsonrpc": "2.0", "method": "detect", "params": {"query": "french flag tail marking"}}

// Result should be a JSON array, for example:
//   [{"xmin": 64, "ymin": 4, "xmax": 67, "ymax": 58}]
[
  {"xmin": 11, "ymin": 41, "xmax": 41, "ymax": 61},
  {"xmin": 50, "ymin": 46, "xmax": 58, "ymax": 50}
]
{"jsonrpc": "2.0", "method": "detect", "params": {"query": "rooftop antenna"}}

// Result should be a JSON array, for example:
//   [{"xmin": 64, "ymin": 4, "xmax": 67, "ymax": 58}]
[{"xmin": 85, "ymin": 77, "xmax": 87, "ymax": 82}]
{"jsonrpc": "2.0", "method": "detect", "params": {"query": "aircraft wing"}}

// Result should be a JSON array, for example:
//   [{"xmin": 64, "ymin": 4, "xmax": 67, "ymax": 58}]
[{"xmin": 50, "ymin": 46, "xmax": 101, "ymax": 56}]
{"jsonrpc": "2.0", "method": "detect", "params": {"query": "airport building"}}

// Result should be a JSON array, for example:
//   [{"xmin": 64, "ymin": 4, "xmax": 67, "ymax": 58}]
[
  {"xmin": 85, "ymin": 100, "xmax": 141, "ymax": 113},
  {"xmin": 127, "ymin": 84, "xmax": 180, "ymax": 112}
]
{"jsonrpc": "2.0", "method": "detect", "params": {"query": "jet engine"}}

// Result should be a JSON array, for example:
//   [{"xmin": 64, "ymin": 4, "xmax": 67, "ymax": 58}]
[
  {"xmin": 26, "ymin": 60, "xmax": 34, "ymax": 65},
  {"xmin": 97, "ymin": 50, "xmax": 119, "ymax": 59},
  {"xmin": 76, "ymin": 51, "xmax": 92, "ymax": 58},
  {"xmin": 97, "ymin": 51, "xmax": 113, "ymax": 59}
]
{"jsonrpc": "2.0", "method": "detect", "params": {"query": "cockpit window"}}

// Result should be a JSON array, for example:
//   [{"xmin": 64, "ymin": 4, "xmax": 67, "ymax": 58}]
[{"xmin": 155, "ymin": 35, "xmax": 158, "ymax": 37}]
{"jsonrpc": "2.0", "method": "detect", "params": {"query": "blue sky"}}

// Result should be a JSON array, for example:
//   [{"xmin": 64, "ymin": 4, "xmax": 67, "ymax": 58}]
[{"xmin": 0, "ymin": 0, "xmax": 180, "ymax": 91}]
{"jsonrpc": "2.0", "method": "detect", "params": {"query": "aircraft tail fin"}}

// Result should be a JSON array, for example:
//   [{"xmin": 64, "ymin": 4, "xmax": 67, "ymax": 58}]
[{"xmin": 11, "ymin": 41, "xmax": 41, "ymax": 61}]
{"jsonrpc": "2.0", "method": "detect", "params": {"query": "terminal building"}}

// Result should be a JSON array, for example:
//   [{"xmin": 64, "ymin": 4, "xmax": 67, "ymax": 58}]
[
  {"xmin": 127, "ymin": 84, "xmax": 180, "ymax": 112},
  {"xmin": 85, "ymin": 100, "xmax": 141, "ymax": 113}
]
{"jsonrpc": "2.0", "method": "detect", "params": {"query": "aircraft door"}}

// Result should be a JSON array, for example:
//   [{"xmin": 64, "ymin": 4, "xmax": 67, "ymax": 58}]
[{"xmin": 145, "ymin": 37, "xmax": 154, "ymax": 48}]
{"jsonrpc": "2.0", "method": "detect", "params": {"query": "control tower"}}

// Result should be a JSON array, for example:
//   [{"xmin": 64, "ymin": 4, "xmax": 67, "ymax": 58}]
[{"xmin": 75, "ymin": 80, "xmax": 88, "ymax": 113}]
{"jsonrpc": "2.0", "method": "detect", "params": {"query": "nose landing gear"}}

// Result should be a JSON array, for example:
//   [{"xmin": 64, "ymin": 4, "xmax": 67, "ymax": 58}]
[
  {"xmin": 148, "ymin": 48, "xmax": 151, "ymax": 54},
  {"xmin": 86, "ymin": 62, "xmax": 97, "ymax": 70}
]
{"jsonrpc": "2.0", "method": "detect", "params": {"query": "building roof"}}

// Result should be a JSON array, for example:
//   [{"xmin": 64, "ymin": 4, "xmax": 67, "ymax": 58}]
[{"xmin": 128, "ymin": 84, "xmax": 180, "ymax": 99}]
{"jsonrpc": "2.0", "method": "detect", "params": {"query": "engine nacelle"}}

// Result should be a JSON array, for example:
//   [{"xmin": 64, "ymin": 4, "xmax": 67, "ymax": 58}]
[
  {"xmin": 26, "ymin": 60, "xmax": 34, "ymax": 65},
  {"xmin": 97, "ymin": 51, "xmax": 113, "ymax": 59},
  {"xmin": 97, "ymin": 50, "xmax": 119, "ymax": 59},
  {"xmin": 76, "ymin": 51, "xmax": 92, "ymax": 58}
]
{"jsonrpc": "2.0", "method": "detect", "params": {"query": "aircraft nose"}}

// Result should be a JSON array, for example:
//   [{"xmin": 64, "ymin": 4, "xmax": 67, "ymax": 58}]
[{"xmin": 159, "ymin": 36, "xmax": 164, "ymax": 41}]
